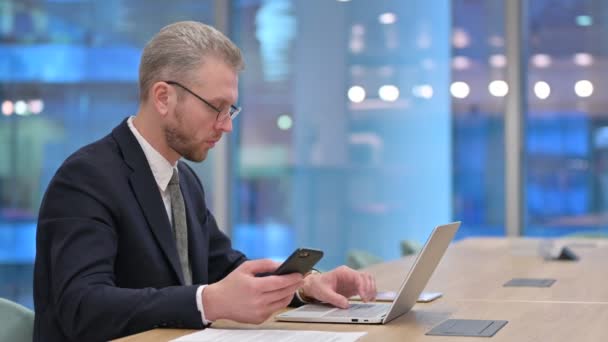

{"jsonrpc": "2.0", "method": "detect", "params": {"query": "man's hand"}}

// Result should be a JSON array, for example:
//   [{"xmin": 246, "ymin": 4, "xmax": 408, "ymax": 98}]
[
  {"xmin": 300, "ymin": 266, "xmax": 376, "ymax": 309},
  {"xmin": 202, "ymin": 259, "xmax": 303, "ymax": 324}
]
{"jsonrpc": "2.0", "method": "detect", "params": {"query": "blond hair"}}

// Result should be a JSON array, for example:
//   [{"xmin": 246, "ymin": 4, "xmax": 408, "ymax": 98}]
[{"xmin": 138, "ymin": 21, "xmax": 244, "ymax": 101}]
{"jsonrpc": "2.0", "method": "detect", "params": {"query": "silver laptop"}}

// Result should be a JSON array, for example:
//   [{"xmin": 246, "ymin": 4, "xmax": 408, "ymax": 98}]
[{"xmin": 275, "ymin": 222, "xmax": 461, "ymax": 324}]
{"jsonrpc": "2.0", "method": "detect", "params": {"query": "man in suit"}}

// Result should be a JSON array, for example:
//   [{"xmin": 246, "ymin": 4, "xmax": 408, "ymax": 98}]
[{"xmin": 34, "ymin": 21, "xmax": 376, "ymax": 341}]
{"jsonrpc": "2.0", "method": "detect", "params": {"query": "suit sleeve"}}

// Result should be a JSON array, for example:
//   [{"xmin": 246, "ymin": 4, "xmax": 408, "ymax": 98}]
[
  {"xmin": 204, "ymin": 209, "xmax": 248, "ymax": 283},
  {"xmin": 178, "ymin": 163, "xmax": 304, "ymax": 306},
  {"xmin": 200, "ymin": 208, "xmax": 304, "ymax": 307},
  {"xmin": 37, "ymin": 158, "xmax": 203, "ymax": 341}
]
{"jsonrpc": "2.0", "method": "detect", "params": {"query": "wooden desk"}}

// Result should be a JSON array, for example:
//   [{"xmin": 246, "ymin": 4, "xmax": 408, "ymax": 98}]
[
  {"xmin": 367, "ymin": 237, "xmax": 608, "ymax": 303},
  {"xmin": 114, "ymin": 237, "xmax": 608, "ymax": 341},
  {"xmin": 116, "ymin": 300, "xmax": 608, "ymax": 341}
]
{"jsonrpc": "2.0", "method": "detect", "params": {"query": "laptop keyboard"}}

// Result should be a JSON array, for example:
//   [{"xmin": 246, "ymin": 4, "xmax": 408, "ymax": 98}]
[{"xmin": 326, "ymin": 303, "xmax": 389, "ymax": 318}]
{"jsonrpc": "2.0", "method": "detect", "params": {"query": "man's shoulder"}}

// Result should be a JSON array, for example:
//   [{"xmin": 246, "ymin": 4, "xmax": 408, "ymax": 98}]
[
  {"xmin": 63, "ymin": 132, "xmax": 123, "ymax": 171},
  {"xmin": 61, "ymin": 119, "xmax": 133, "ymax": 171},
  {"xmin": 40, "ymin": 132, "xmax": 128, "ymax": 216},
  {"xmin": 50, "ymin": 130, "xmax": 133, "ymax": 190}
]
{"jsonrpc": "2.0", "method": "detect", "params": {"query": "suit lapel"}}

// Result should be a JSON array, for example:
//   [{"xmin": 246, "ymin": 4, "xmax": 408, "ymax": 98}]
[{"xmin": 112, "ymin": 119, "xmax": 185, "ymax": 285}]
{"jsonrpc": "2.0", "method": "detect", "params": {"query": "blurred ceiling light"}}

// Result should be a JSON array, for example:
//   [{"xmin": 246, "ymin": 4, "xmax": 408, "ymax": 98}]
[
  {"xmin": 452, "ymin": 28, "xmax": 470, "ymax": 48},
  {"xmin": 349, "ymin": 38, "xmax": 364, "ymax": 53},
  {"xmin": 351, "ymin": 24, "xmax": 365, "ymax": 35},
  {"xmin": 574, "ymin": 80, "xmax": 593, "ymax": 97},
  {"xmin": 348, "ymin": 86, "xmax": 366, "ymax": 103},
  {"xmin": 378, "ymin": 12, "xmax": 397, "ymax": 25},
  {"xmin": 29, "ymin": 99, "xmax": 44, "ymax": 114},
  {"xmin": 489, "ymin": 54, "xmax": 507, "ymax": 68},
  {"xmin": 2, "ymin": 100, "xmax": 13, "ymax": 116},
  {"xmin": 531, "ymin": 54, "xmax": 552, "ymax": 68},
  {"xmin": 452, "ymin": 56, "xmax": 471, "ymax": 70},
  {"xmin": 534, "ymin": 81, "xmax": 551, "ymax": 100},
  {"xmin": 450, "ymin": 82, "xmax": 470, "ymax": 99},
  {"xmin": 378, "ymin": 85, "xmax": 400, "ymax": 102},
  {"xmin": 488, "ymin": 35, "xmax": 504, "ymax": 47},
  {"xmin": 576, "ymin": 15, "xmax": 592, "ymax": 26},
  {"xmin": 573, "ymin": 53, "xmax": 593, "ymax": 66},
  {"xmin": 488, "ymin": 80, "xmax": 509, "ymax": 97},
  {"xmin": 277, "ymin": 114, "xmax": 293, "ymax": 130},
  {"xmin": 350, "ymin": 24, "xmax": 365, "ymax": 53},
  {"xmin": 386, "ymin": 30, "xmax": 399, "ymax": 50},
  {"xmin": 14, "ymin": 100, "xmax": 27, "ymax": 115},
  {"xmin": 412, "ymin": 84, "xmax": 433, "ymax": 99},
  {"xmin": 337, "ymin": 0, "xmax": 351, "ymax": 2}
]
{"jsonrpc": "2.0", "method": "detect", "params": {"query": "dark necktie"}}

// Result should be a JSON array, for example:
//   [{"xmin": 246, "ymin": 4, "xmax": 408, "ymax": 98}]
[{"xmin": 168, "ymin": 169, "xmax": 192, "ymax": 285}]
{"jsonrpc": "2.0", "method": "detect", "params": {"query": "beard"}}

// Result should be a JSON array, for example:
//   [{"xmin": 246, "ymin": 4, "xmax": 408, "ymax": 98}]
[{"xmin": 164, "ymin": 107, "xmax": 209, "ymax": 162}]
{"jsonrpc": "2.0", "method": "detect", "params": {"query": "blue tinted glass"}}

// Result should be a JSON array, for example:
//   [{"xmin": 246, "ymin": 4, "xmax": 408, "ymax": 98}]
[
  {"xmin": 525, "ymin": 0, "xmax": 608, "ymax": 237},
  {"xmin": 231, "ymin": 0, "xmax": 453, "ymax": 269},
  {"xmin": 0, "ymin": 0, "xmax": 216, "ymax": 309}
]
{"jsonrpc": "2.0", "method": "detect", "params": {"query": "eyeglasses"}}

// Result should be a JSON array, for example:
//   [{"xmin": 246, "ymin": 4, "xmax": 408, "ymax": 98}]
[{"xmin": 164, "ymin": 80, "xmax": 241, "ymax": 122}]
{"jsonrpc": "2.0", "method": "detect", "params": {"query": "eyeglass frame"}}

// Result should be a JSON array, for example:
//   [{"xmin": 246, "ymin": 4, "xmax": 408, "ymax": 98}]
[{"xmin": 164, "ymin": 80, "xmax": 241, "ymax": 122}]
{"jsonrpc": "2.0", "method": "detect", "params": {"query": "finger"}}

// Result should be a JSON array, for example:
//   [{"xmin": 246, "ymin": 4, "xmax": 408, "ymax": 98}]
[
  {"xmin": 369, "ymin": 274, "xmax": 377, "ymax": 301},
  {"xmin": 274, "ymin": 272, "xmax": 304, "ymax": 287},
  {"xmin": 357, "ymin": 273, "xmax": 371, "ymax": 302},
  {"xmin": 256, "ymin": 272, "xmax": 303, "ymax": 292},
  {"xmin": 317, "ymin": 287, "xmax": 349, "ymax": 309},
  {"xmin": 363, "ymin": 273, "xmax": 373, "ymax": 301},
  {"xmin": 268, "ymin": 292, "xmax": 296, "ymax": 312},
  {"xmin": 363, "ymin": 273, "xmax": 376, "ymax": 301},
  {"xmin": 240, "ymin": 259, "xmax": 282, "ymax": 274},
  {"xmin": 269, "ymin": 293, "xmax": 294, "ymax": 312},
  {"xmin": 358, "ymin": 273, "xmax": 375, "ymax": 302},
  {"xmin": 261, "ymin": 281, "xmax": 301, "ymax": 303}
]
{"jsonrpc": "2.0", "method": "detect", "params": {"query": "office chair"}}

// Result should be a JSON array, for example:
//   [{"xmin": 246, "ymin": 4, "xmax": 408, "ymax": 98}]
[
  {"xmin": 0, "ymin": 298, "xmax": 34, "ymax": 342},
  {"xmin": 346, "ymin": 250, "xmax": 384, "ymax": 269},
  {"xmin": 400, "ymin": 240, "xmax": 422, "ymax": 256}
]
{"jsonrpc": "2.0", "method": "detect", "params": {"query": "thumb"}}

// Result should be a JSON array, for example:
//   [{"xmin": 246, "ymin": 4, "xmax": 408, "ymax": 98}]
[
  {"xmin": 318, "ymin": 288, "xmax": 349, "ymax": 309},
  {"xmin": 240, "ymin": 259, "xmax": 281, "ymax": 274}
]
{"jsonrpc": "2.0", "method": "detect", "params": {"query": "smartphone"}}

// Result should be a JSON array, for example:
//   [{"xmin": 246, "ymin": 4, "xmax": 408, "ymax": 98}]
[{"xmin": 257, "ymin": 248, "xmax": 324, "ymax": 277}]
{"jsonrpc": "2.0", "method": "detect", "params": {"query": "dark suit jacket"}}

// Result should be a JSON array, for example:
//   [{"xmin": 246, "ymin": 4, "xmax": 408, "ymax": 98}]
[{"xmin": 33, "ymin": 119, "xmax": 247, "ymax": 341}]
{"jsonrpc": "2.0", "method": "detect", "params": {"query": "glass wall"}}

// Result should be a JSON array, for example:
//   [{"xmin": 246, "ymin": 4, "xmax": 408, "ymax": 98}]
[
  {"xmin": 524, "ymin": 0, "xmax": 608, "ymax": 237},
  {"xmin": 231, "ymin": 0, "xmax": 608, "ymax": 268},
  {"xmin": 230, "ymin": 0, "xmax": 453, "ymax": 269},
  {"xmin": 451, "ymin": 0, "xmax": 506, "ymax": 237},
  {"xmin": 0, "ymin": 0, "xmax": 216, "ymax": 308}
]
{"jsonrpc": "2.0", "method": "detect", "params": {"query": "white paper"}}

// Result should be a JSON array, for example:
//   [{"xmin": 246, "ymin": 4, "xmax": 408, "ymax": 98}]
[{"xmin": 170, "ymin": 328, "xmax": 367, "ymax": 342}]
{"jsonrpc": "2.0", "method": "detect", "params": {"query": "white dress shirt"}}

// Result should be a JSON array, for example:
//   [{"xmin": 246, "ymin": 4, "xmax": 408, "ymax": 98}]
[{"xmin": 127, "ymin": 116, "xmax": 212, "ymax": 326}]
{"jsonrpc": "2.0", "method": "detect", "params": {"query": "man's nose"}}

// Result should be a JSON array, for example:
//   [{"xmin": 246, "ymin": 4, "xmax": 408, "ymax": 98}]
[{"xmin": 217, "ymin": 117, "xmax": 233, "ymax": 132}]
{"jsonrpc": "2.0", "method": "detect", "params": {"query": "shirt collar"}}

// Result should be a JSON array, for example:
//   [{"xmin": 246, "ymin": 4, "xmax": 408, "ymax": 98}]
[{"xmin": 127, "ymin": 116, "xmax": 176, "ymax": 192}]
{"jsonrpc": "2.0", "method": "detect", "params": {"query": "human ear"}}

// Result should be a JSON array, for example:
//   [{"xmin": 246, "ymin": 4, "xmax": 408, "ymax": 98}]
[{"xmin": 151, "ymin": 82, "xmax": 173, "ymax": 117}]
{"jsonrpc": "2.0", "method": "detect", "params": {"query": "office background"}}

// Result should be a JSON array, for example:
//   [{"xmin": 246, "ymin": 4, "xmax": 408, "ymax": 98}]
[{"xmin": 1, "ymin": 0, "xmax": 607, "ymax": 309}]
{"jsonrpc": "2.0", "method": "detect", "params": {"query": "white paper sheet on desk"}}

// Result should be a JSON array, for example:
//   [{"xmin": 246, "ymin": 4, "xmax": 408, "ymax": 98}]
[{"xmin": 170, "ymin": 328, "xmax": 367, "ymax": 342}]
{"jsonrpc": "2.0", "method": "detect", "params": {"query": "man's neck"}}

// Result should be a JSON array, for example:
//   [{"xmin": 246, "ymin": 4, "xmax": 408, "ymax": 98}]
[{"xmin": 132, "ymin": 109, "xmax": 180, "ymax": 165}]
